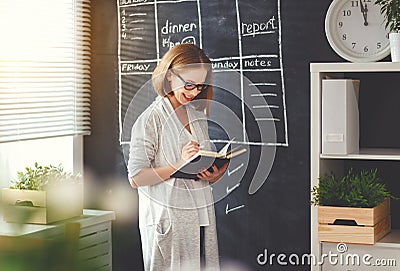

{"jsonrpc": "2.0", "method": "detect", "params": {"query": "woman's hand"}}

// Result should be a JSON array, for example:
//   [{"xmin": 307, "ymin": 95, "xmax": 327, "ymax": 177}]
[
  {"xmin": 197, "ymin": 162, "xmax": 228, "ymax": 183},
  {"xmin": 181, "ymin": 140, "xmax": 200, "ymax": 161}
]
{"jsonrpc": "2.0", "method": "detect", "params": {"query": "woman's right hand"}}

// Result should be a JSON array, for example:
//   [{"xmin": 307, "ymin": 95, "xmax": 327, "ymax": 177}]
[{"xmin": 181, "ymin": 140, "xmax": 200, "ymax": 161}]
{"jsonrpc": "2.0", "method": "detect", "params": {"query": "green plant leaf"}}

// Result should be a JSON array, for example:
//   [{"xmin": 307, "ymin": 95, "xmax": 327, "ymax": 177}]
[
  {"xmin": 311, "ymin": 168, "xmax": 396, "ymax": 208},
  {"xmin": 10, "ymin": 162, "xmax": 82, "ymax": 191},
  {"xmin": 375, "ymin": 0, "xmax": 400, "ymax": 32}
]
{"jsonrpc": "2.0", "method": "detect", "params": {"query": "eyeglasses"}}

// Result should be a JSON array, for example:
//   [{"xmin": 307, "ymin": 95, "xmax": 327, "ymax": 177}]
[{"xmin": 171, "ymin": 69, "xmax": 209, "ymax": 92}]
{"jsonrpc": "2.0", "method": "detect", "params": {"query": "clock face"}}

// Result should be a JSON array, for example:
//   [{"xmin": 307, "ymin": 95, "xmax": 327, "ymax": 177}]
[{"xmin": 325, "ymin": 0, "xmax": 390, "ymax": 62}]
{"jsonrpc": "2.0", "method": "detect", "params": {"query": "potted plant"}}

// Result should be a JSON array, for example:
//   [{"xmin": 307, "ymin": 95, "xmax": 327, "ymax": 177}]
[
  {"xmin": 1, "ymin": 162, "xmax": 83, "ymax": 224},
  {"xmin": 375, "ymin": 0, "xmax": 400, "ymax": 61},
  {"xmin": 311, "ymin": 168, "xmax": 394, "ymax": 244}
]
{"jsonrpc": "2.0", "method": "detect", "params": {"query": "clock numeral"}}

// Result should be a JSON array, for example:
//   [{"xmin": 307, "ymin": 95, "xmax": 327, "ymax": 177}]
[
  {"xmin": 377, "ymin": 42, "xmax": 382, "ymax": 49},
  {"xmin": 342, "ymin": 10, "xmax": 352, "ymax": 16},
  {"xmin": 351, "ymin": 1, "xmax": 359, "ymax": 7},
  {"xmin": 352, "ymin": 42, "xmax": 356, "ymax": 49},
  {"xmin": 338, "ymin": 22, "xmax": 343, "ymax": 28},
  {"xmin": 386, "ymin": 33, "xmax": 390, "ymax": 39},
  {"xmin": 364, "ymin": 46, "xmax": 369, "ymax": 52},
  {"xmin": 342, "ymin": 34, "xmax": 347, "ymax": 40}
]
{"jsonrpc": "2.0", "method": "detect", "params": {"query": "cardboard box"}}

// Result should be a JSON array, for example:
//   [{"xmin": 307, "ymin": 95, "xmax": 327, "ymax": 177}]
[
  {"xmin": 2, "ymin": 184, "xmax": 83, "ymax": 224},
  {"xmin": 322, "ymin": 79, "xmax": 360, "ymax": 155},
  {"xmin": 318, "ymin": 198, "xmax": 391, "ymax": 245}
]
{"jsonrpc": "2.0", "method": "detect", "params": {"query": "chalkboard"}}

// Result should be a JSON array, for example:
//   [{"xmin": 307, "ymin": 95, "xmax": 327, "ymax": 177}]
[
  {"xmin": 114, "ymin": 0, "xmax": 332, "ymax": 270},
  {"xmin": 118, "ymin": 0, "xmax": 286, "ymax": 146}
]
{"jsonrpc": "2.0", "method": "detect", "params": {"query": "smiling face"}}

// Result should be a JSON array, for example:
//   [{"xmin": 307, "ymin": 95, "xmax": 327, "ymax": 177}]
[{"xmin": 167, "ymin": 67, "xmax": 208, "ymax": 109}]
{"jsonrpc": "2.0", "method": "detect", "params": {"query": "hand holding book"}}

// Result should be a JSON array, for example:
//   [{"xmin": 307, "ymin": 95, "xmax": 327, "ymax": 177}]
[
  {"xmin": 172, "ymin": 139, "xmax": 247, "ymax": 180},
  {"xmin": 197, "ymin": 162, "xmax": 229, "ymax": 183}
]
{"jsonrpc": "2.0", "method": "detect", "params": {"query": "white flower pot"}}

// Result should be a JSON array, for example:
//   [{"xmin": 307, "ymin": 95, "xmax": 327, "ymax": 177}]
[{"xmin": 389, "ymin": 32, "xmax": 400, "ymax": 62}]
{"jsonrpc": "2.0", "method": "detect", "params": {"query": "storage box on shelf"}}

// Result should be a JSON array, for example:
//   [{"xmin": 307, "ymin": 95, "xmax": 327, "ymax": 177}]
[
  {"xmin": 318, "ymin": 198, "xmax": 391, "ymax": 245},
  {"xmin": 310, "ymin": 62, "xmax": 400, "ymax": 271},
  {"xmin": 322, "ymin": 79, "xmax": 360, "ymax": 155}
]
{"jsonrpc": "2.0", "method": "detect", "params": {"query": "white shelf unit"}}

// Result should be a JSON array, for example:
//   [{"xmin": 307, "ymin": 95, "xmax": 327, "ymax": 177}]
[{"xmin": 310, "ymin": 62, "xmax": 400, "ymax": 271}]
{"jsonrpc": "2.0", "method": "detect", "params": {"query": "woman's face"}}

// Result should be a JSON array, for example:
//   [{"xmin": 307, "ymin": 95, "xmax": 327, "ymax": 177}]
[{"xmin": 168, "ymin": 67, "xmax": 208, "ymax": 109}]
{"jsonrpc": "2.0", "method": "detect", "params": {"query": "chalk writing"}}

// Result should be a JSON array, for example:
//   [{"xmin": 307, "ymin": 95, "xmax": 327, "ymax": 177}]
[
  {"xmin": 117, "ymin": 0, "xmax": 288, "ymax": 147},
  {"xmin": 227, "ymin": 163, "xmax": 244, "ymax": 176},
  {"xmin": 226, "ymin": 183, "xmax": 241, "ymax": 195},
  {"xmin": 241, "ymin": 16, "xmax": 278, "ymax": 37},
  {"xmin": 162, "ymin": 35, "xmax": 196, "ymax": 49},
  {"xmin": 226, "ymin": 203, "xmax": 245, "ymax": 215},
  {"xmin": 121, "ymin": 63, "xmax": 151, "ymax": 72},
  {"xmin": 161, "ymin": 20, "xmax": 197, "ymax": 34},
  {"xmin": 120, "ymin": 0, "xmax": 148, "ymax": 5},
  {"xmin": 212, "ymin": 59, "xmax": 240, "ymax": 70}
]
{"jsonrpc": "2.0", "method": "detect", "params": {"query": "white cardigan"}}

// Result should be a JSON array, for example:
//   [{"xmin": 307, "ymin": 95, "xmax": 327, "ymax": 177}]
[{"xmin": 128, "ymin": 96, "xmax": 220, "ymax": 271}]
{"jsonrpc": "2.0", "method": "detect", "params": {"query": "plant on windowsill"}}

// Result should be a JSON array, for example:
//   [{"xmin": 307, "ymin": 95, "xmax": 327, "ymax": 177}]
[
  {"xmin": 311, "ymin": 168, "xmax": 395, "ymax": 244},
  {"xmin": 9, "ymin": 162, "xmax": 82, "ymax": 191},
  {"xmin": 375, "ymin": 0, "xmax": 400, "ymax": 61},
  {"xmin": 1, "ymin": 162, "xmax": 83, "ymax": 224}
]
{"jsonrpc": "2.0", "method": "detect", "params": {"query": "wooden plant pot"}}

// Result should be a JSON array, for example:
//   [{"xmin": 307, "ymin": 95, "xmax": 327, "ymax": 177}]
[
  {"xmin": 318, "ymin": 198, "xmax": 391, "ymax": 245},
  {"xmin": 1, "ymin": 184, "xmax": 83, "ymax": 224}
]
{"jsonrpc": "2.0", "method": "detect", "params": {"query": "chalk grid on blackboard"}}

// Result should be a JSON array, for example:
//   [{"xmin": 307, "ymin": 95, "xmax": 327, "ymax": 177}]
[{"xmin": 117, "ymin": 0, "xmax": 288, "ymax": 148}]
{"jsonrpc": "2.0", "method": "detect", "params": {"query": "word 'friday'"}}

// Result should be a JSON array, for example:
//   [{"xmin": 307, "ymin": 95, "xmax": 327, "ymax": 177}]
[{"xmin": 121, "ymin": 63, "xmax": 151, "ymax": 72}]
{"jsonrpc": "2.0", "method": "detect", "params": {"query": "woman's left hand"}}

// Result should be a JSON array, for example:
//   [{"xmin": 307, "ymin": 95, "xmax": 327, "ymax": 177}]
[{"xmin": 197, "ymin": 163, "xmax": 228, "ymax": 183}]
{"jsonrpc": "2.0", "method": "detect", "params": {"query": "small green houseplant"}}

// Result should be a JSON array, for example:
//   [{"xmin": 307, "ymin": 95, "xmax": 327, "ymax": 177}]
[
  {"xmin": 375, "ymin": 0, "xmax": 400, "ymax": 32},
  {"xmin": 375, "ymin": 0, "xmax": 400, "ymax": 61},
  {"xmin": 10, "ymin": 162, "xmax": 81, "ymax": 191},
  {"xmin": 311, "ymin": 168, "xmax": 394, "ymax": 208},
  {"xmin": 312, "ymin": 168, "xmax": 394, "ymax": 244},
  {"xmin": 2, "ymin": 162, "xmax": 83, "ymax": 224}
]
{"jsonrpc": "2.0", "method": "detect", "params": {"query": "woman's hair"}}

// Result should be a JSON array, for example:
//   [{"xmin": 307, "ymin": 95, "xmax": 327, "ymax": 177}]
[{"xmin": 152, "ymin": 43, "xmax": 213, "ymax": 112}]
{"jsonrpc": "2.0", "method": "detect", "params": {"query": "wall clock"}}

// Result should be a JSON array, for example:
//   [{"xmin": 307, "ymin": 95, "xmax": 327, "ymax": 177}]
[{"xmin": 325, "ymin": 0, "xmax": 390, "ymax": 62}]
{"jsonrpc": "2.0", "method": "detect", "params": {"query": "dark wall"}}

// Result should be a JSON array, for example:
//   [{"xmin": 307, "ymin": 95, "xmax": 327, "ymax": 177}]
[
  {"xmin": 86, "ymin": 1, "xmax": 397, "ymax": 271},
  {"xmin": 86, "ymin": 0, "xmax": 119, "ymax": 177},
  {"xmin": 85, "ymin": 0, "xmax": 143, "ymax": 270}
]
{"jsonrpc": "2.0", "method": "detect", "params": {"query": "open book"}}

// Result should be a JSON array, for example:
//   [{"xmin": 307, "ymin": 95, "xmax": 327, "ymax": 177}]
[{"xmin": 170, "ymin": 139, "xmax": 247, "ymax": 180}]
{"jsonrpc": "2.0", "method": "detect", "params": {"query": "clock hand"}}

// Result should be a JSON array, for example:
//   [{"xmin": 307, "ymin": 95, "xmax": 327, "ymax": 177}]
[
  {"xmin": 359, "ymin": 0, "xmax": 365, "ymax": 14},
  {"xmin": 359, "ymin": 1, "xmax": 368, "ymax": 26},
  {"xmin": 362, "ymin": 2, "xmax": 368, "ymax": 26}
]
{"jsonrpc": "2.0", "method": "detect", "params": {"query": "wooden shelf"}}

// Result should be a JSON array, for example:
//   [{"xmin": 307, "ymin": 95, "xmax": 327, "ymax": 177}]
[
  {"xmin": 321, "ymin": 230, "xmax": 400, "ymax": 248},
  {"xmin": 320, "ymin": 148, "xmax": 400, "ymax": 161}
]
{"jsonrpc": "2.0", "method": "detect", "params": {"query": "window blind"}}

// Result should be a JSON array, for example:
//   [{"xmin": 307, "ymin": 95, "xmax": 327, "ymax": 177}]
[{"xmin": 0, "ymin": 0, "xmax": 91, "ymax": 143}]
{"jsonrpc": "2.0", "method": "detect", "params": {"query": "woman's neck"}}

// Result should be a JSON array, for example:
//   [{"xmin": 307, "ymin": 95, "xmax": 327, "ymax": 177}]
[
  {"xmin": 167, "ymin": 95, "xmax": 191, "ymax": 134},
  {"xmin": 167, "ymin": 94, "xmax": 182, "ymax": 111}
]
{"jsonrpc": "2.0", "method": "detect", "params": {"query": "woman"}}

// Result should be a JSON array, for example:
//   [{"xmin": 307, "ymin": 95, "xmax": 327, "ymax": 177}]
[{"xmin": 127, "ymin": 43, "xmax": 227, "ymax": 271}]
